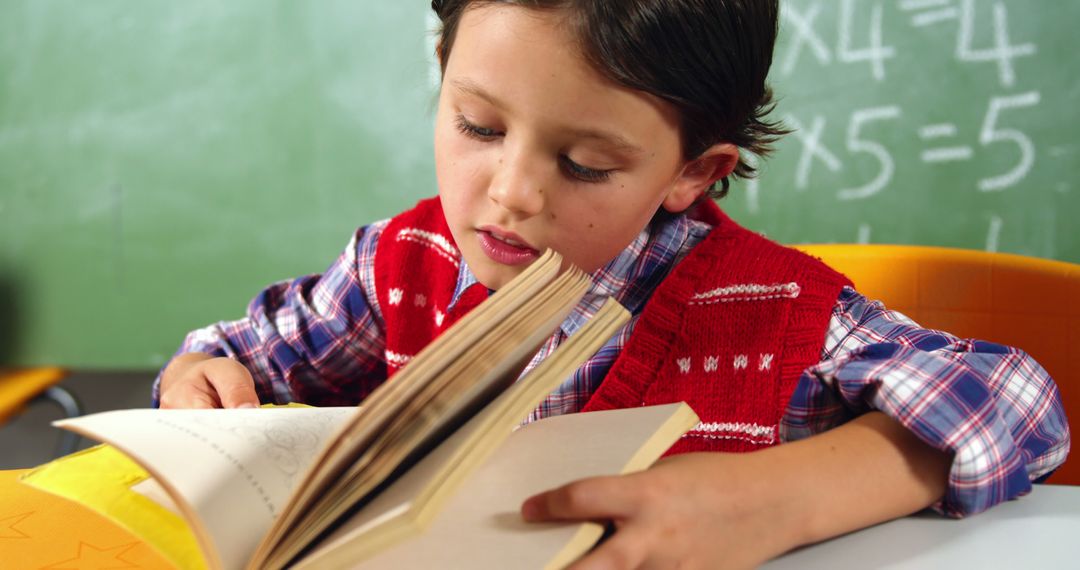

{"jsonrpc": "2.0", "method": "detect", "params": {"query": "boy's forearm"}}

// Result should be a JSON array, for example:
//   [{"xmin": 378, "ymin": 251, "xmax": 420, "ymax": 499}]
[
  {"xmin": 519, "ymin": 411, "xmax": 953, "ymax": 567},
  {"xmin": 760, "ymin": 411, "xmax": 952, "ymax": 551}
]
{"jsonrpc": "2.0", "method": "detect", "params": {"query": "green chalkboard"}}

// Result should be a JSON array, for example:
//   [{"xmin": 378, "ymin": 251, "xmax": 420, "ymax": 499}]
[
  {"xmin": 725, "ymin": 0, "xmax": 1079, "ymax": 262},
  {"xmin": 1, "ymin": 1, "xmax": 441, "ymax": 368},
  {"xmin": 1, "ymin": 0, "xmax": 1077, "ymax": 369}
]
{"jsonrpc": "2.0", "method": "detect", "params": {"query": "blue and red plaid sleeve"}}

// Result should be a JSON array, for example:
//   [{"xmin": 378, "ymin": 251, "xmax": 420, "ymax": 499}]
[
  {"xmin": 783, "ymin": 287, "xmax": 1071, "ymax": 517},
  {"xmin": 152, "ymin": 220, "xmax": 390, "ymax": 406}
]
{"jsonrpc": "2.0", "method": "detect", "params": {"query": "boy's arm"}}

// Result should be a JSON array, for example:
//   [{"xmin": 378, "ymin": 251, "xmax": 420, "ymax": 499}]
[
  {"xmin": 785, "ymin": 287, "xmax": 1070, "ymax": 516},
  {"xmin": 153, "ymin": 221, "xmax": 391, "ymax": 407},
  {"xmin": 523, "ymin": 286, "xmax": 1070, "ymax": 568},
  {"xmin": 523, "ymin": 411, "xmax": 951, "ymax": 569}
]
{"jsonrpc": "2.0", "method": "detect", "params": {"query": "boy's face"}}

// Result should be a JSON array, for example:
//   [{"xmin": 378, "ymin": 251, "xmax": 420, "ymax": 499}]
[{"xmin": 435, "ymin": 5, "xmax": 711, "ymax": 289}]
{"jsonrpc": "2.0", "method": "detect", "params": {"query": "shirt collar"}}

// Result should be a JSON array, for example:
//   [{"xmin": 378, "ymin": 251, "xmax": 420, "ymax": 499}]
[{"xmin": 449, "ymin": 213, "xmax": 711, "ymax": 338}]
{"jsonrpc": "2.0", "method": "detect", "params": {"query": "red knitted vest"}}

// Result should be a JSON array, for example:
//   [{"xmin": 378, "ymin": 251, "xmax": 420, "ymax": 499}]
[
  {"xmin": 372, "ymin": 197, "xmax": 489, "ymax": 377},
  {"xmin": 374, "ymin": 197, "xmax": 851, "ymax": 454},
  {"xmin": 580, "ymin": 202, "xmax": 851, "ymax": 454}
]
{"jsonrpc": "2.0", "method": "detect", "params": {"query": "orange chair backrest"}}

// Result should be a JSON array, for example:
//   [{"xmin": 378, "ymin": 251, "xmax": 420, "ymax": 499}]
[
  {"xmin": 0, "ymin": 367, "xmax": 67, "ymax": 424},
  {"xmin": 796, "ymin": 244, "xmax": 1079, "ymax": 486}
]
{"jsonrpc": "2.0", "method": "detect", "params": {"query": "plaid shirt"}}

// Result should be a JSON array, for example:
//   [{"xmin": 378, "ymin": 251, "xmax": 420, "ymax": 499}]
[{"xmin": 155, "ymin": 212, "xmax": 1069, "ymax": 517}]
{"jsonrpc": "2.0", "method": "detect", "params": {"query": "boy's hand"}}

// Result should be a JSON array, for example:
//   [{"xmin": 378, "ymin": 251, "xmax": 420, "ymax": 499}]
[
  {"xmin": 521, "ymin": 412, "xmax": 951, "ymax": 570},
  {"xmin": 521, "ymin": 452, "xmax": 798, "ymax": 570},
  {"xmin": 159, "ymin": 352, "xmax": 260, "ymax": 409}
]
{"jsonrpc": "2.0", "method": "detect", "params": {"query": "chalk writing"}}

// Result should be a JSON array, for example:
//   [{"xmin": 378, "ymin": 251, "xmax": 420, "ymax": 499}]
[
  {"xmin": 956, "ymin": 0, "xmax": 1035, "ymax": 88},
  {"xmin": 788, "ymin": 91, "xmax": 1039, "ymax": 198},
  {"xmin": 785, "ymin": 114, "xmax": 841, "ymax": 192},
  {"xmin": 837, "ymin": 0, "xmax": 894, "ymax": 82},
  {"xmin": 977, "ymin": 91, "xmax": 1040, "ymax": 192},
  {"xmin": 901, "ymin": 0, "xmax": 958, "ymax": 28},
  {"xmin": 769, "ymin": 0, "xmax": 1045, "ymax": 255},
  {"xmin": 780, "ymin": 3, "xmax": 830, "ymax": 75},
  {"xmin": 919, "ymin": 123, "xmax": 969, "ymax": 163},
  {"xmin": 857, "ymin": 223, "xmax": 872, "ymax": 244},
  {"xmin": 986, "ymin": 215, "xmax": 1003, "ymax": 252},
  {"xmin": 837, "ymin": 106, "xmax": 901, "ymax": 201}
]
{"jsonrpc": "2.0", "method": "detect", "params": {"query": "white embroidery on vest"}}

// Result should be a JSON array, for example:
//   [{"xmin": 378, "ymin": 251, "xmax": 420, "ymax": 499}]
[
  {"xmin": 388, "ymin": 288, "xmax": 404, "ymax": 306},
  {"xmin": 733, "ymin": 354, "xmax": 748, "ymax": 370},
  {"xmin": 704, "ymin": 355, "xmax": 719, "ymax": 372},
  {"xmin": 689, "ymin": 282, "xmax": 801, "ymax": 305},
  {"xmin": 676, "ymin": 357, "xmax": 692, "ymax": 374},
  {"xmin": 683, "ymin": 421, "xmax": 776, "ymax": 445},
  {"xmin": 385, "ymin": 350, "xmax": 413, "ymax": 367},
  {"xmin": 396, "ymin": 227, "xmax": 461, "ymax": 267},
  {"xmin": 414, "ymin": 293, "xmax": 427, "ymax": 307},
  {"xmin": 759, "ymin": 353, "xmax": 774, "ymax": 371},
  {"xmin": 434, "ymin": 310, "xmax": 445, "ymax": 326}
]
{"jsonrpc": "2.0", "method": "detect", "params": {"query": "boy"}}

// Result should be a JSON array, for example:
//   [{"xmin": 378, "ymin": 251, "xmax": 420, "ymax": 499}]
[{"xmin": 157, "ymin": 1, "xmax": 1069, "ymax": 567}]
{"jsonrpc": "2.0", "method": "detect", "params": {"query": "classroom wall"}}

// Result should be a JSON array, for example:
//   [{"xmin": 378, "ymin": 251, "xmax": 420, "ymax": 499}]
[{"xmin": 1, "ymin": 0, "xmax": 1077, "ymax": 369}]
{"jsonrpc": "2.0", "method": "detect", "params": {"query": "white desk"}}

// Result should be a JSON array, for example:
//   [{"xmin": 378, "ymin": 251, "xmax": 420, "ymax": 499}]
[{"xmin": 762, "ymin": 484, "xmax": 1080, "ymax": 569}]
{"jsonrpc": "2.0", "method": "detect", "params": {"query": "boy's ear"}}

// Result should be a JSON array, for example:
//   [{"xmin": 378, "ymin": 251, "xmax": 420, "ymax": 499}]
[{"xmin": 662, "ymin": 143, "xmax": 740, "ymax": 213}]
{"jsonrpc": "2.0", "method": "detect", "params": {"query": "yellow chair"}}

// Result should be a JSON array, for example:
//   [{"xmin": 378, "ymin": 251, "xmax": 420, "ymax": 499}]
[
  {"xmin": 795, "ymin": 244, "xmax": 1079, "ymax": 486},
  {"xmin": 0, "ymin": 367, "xmax": 83, "ymax": 456}
]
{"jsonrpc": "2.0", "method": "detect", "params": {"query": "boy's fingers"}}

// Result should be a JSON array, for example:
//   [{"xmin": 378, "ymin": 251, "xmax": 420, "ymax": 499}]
[
  {"xmin": 207, "ymin": 366, "xmax": 259, "ymax": 409},
  {"xmin": 566, "ymin": 526, "xmax": 651, "ymax": 570},
  {"xmin": 522, "ymin": 476, "xmax": 637, "ymax": 522},
  {"xmin": 158, "ymin": 356, "xmax": 257, "ymax": 409},
  {"xmin": 218, "ymin": 382, "xmax": 259, "ymax": 408},
  {"xmin": 162, "ymin": 386, "xmax": 220, "ymax": 409}
]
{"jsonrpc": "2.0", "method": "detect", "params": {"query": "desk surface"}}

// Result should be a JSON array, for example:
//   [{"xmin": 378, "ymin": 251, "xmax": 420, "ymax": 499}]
[{"xmin": 763, "ymin": 484, "xmax": 1080, "ymax": 569}]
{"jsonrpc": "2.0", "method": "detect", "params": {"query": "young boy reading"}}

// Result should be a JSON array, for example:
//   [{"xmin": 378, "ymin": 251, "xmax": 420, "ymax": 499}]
[{"xmin": 155, "ymin": 1, "xmax": 1070, "ymax": 567}]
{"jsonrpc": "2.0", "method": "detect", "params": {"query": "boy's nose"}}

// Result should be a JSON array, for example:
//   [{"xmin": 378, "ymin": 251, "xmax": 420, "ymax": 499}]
[{"xmin": 487, "ymin": 152, "xmax": 546, "ymax": 217}]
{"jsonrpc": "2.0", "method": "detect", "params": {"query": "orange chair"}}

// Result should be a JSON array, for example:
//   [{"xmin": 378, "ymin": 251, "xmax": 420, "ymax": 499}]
[
  {"xmin": 795, "ymin": 244, "xmax": 1079, "ymax": 486},
  {"xmin": 0, "ymin": 367, "xmax": 83, "ymax": 456}
]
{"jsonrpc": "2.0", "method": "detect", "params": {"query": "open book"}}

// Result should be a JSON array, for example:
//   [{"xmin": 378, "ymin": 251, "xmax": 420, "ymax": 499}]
[{"xmin": 21, "ymin": 251, "xmax": 699, "ymax": 570}]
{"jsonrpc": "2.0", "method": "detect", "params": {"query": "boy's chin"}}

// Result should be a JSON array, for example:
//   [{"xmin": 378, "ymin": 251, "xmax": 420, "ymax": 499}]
[
  {"xmin": 463, "ymin": 250, "xmax": 547, "ymax": 291},
  {"xmin": 469, "ymin": 263, "xmax": 524, "ymax": 292}
]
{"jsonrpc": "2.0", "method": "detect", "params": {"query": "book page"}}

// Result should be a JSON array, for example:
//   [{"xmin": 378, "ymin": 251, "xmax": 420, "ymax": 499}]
[
  {"xmin": 293, "ymin": 299, "xmax": 632, "ymax": 568},
  {"xmin": 254, "ymin": 251, "xmax": 566, "ymax": 563},
  {"xmin": 131, "ymin": 477, "xmax": 184, "ymax": 517},
  {"xmin": 326, "ymin": 403, "xmax": 697, "ymax": 570},
  {"xmin": 55, "ymin": 407, "xmax": 355, "ymax": 570},
  {"xmin": 257, "ymin": 258, "xmax": 592, "ymax": 569}
]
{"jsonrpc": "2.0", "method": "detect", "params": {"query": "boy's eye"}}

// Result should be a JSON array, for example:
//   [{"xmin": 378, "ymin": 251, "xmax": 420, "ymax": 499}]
[
  {"xmin": 455, "ymin": 114, "xmax": 613, "ymax": 184},
  {"xmin": 560, "ymin": 155, "xmax": 614, "ymax": 184},
  {"xmin": 455, "ymin": 115, "xmax": 501, "ymax": 140}
]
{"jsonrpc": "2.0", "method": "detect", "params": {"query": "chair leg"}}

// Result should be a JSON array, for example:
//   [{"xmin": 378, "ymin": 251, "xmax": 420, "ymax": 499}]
[{"xmin": 39, "ymin": 386, "xmax": 84, "ymax": 457}]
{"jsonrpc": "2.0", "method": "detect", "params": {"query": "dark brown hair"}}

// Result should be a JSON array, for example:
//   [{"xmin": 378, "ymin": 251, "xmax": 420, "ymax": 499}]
[{"xmin": 430, "ymin": 0, "xmax": 788, "ymax": 199}]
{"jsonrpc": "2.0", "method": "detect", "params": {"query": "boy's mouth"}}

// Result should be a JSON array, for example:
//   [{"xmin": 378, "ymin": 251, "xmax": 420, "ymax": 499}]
[{"xmin": 476, "ymin": 226, "xmax": 539, "ymax": 266}]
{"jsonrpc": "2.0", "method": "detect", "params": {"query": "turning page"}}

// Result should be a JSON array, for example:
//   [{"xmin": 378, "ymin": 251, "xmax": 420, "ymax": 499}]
[{"xmin": 53, "ymin": 407, "xmax": 355, "ymax": 570}]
